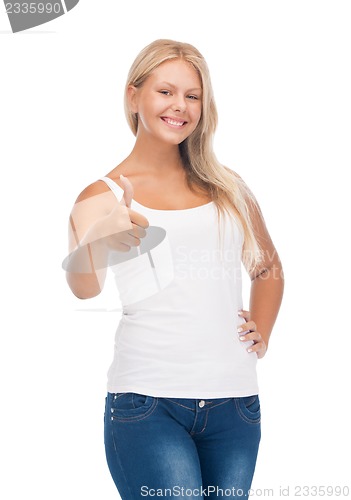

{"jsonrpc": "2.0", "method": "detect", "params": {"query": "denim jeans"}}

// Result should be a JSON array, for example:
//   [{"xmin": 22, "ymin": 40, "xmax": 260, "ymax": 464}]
[{"xmin": 104, "ymin": 392, "xmax": 261, "ymax": 499}]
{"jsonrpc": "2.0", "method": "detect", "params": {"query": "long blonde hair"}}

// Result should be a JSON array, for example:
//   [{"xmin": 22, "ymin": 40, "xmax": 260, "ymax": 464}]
[{"xmin": 124, "ymin": 39, "xmax": 263, "ymax": 274}]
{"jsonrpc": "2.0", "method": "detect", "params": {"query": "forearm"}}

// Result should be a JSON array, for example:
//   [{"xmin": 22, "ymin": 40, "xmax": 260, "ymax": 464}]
[
  {"xmin": 64, "ymin": 237, "xmax": 108, "ymax": 275},
  {"xmin": 65, "ymin": 220, "xmax": 110, "ymax": 299},
  {"xmin": 249, "ymin": 264, "xmax": 284, "ymax": 349},
  {"xmin": 65, "ymin": 239, "xmax": 109, "ymax": 298}
]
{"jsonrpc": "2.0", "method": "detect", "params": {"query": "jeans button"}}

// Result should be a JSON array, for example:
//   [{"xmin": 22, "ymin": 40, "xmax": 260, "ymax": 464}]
[{"xmin": 199, "ymin": 400, "xmax": 205, "ymax": 408}]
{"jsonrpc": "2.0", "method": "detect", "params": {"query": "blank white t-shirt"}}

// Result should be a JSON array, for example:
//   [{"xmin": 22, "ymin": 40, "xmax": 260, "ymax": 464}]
[{"xmin": 100, "ymin": 176, "xmax": 258, "ymax": 399}]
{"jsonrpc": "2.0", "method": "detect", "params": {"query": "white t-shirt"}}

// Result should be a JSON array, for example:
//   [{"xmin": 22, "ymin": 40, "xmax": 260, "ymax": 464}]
[{"xmin": 100, "ymin": 176, "xmax": 259, "ymax": 399}]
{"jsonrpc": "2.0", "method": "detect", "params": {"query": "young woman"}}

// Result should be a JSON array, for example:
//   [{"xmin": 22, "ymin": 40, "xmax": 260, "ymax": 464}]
[{"xmin": 66, "ymin": 39, "xmax": 284, "ymax": 499}]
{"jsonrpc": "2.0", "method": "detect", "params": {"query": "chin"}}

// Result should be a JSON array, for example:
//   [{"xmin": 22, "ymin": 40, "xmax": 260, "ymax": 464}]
[{"xmin": 161, "ymin": 131, "xmax": 190, "ymax": 146}]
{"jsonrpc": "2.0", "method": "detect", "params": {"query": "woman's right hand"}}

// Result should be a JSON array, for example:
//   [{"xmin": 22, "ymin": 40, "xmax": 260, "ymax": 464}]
[{"xmin": 97, "ymin": 175, "xmax": 150, "ymax": 253}]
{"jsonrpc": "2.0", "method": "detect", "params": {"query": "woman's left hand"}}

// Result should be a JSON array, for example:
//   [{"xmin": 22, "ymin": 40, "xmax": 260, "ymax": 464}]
[{"xmin": 238, "ymin": 309, "xmax": 267, "ymax": 359}]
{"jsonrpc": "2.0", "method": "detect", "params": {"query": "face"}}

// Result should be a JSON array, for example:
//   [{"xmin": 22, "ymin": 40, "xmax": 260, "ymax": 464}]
[{"xmin": 128, "ymin": 59, "xmax": 202, "ymax": 146}]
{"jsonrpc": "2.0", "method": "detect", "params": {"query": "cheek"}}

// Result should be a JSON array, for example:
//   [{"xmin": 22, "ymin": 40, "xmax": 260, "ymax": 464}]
[
  {"xmin": 137, "ymin": 104, "xmax": 156, "ymax": 129},
  {"xmin": 138, "ymin": 98, "xmax": 162, "ymax": 123},
  {"xmin": 190, "ymin": 106, "xmax": 202, "ymax": 128}
]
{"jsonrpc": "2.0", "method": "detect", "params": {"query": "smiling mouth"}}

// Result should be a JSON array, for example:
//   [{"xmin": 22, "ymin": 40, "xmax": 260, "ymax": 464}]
[{"xmin": 161, "ymin": 117, "xmax": 187, "ymax": 127}]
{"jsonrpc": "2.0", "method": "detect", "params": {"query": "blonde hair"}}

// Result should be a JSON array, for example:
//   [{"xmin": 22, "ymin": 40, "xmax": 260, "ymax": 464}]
[{"xmin": 124, "ymin": 39, "xmax": 263, "ymax": 273}]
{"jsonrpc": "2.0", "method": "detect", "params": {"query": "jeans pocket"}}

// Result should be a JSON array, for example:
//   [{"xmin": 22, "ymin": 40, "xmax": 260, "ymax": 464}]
[
  {"xmin": 109, "ymin": 392, "xmax": 158, "ymax": 423},
  {"xmin": 235, "ymin": 395, "xmax": 261, "ymax": 424}
]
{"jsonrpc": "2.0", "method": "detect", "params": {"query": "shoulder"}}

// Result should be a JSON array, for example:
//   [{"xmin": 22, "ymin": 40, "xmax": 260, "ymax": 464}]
[
  {"xmin": 222, "ymin": 166, "xmax": 264, "ymax": 224},
  {"xmin": 222, "ymin": 165, "xmax": 255, "ymax": 201},
  {"xmin": 70, "ymin": 178, "xmax": 119, "ymax": 224},
  {"xmin": 74, "ymin": 179, "xmax": 112, "ymax": 204},
  {"xmin": 222, "ymin": 165, "xmax": 248, "ymax": 191}
]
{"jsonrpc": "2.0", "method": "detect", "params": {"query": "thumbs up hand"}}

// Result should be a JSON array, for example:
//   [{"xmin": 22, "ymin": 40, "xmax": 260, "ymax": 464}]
[
  {"xmin": 63, "ymin": 175, "xmax": 150, "ymax": 276},
  {"xmin": 101, "ymin": 175, "xmax": 149, "ymax": 253}
]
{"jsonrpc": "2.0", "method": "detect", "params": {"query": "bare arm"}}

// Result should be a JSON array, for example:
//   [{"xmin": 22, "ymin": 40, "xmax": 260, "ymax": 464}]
[
  {"xmin": 240, "ymin": 198, "xmax": 284, "ymax": 358},
  {"xmin": 65, "ymin": 195, "xmax": 110, "ymax": 299},
  {"xmin": 65, "ymin": 178, "xmax": 149, "ymax": 300}
]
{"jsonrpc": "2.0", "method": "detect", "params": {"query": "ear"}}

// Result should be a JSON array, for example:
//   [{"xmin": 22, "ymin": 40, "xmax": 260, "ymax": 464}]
[{"xmin": 127, "ymin": 85, "xmax": 138, "ymax": 114}]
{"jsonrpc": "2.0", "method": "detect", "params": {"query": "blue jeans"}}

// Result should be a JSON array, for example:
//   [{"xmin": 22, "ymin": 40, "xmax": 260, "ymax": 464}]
[{"xmin": 104, "ymin": 392, "xmax": 261, "ymax": 499}]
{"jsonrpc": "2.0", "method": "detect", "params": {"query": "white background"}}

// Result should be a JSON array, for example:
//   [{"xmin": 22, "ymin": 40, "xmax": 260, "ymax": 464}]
[{"xmin": 1, "ymin": 1, "xmax": 350, "ymax": 498}]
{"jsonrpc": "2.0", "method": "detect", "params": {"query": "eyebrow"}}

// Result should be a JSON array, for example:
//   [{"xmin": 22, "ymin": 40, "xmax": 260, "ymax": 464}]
[{"xmin": 159, "ymin": 81, "xmax": 202, "ymax": 93}]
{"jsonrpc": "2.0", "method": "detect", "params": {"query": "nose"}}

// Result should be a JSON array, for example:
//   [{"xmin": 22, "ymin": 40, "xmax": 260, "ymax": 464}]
[{"xmin": 171, "ymin": 95, "xmax": 187, "ymax": 113}]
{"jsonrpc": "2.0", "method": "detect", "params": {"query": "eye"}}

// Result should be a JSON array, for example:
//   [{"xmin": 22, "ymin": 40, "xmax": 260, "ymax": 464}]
[
  {"xmin": 159, "ymin": 90, "xmax": 171, "ymax": 96},
  {"xmin": 187, "ymin": 95, "xmax": 199, "ymax": 100}
]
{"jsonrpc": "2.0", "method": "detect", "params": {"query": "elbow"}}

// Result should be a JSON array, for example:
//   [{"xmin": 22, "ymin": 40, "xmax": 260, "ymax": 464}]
[
  {"xmin": 272, "ymin": 261, "xmax": 285, "ymax": 300},
  {"xmin": 65, "ymin": 272, "xmax": 102, "ymax": 300},
  {"xmin": 277, "ymin": 261, "xmax": 285, "ymax": 284},
  {"xmin": 251, "ymin": 259, "xmax": 284, "ymax": 284},
  {"xmin": 71, "ymin": 288, "xmax": 102, "ymax": 300},
  {"xmin": 272, "ymin": 260, "xmax": 285, "ymax": 288}
]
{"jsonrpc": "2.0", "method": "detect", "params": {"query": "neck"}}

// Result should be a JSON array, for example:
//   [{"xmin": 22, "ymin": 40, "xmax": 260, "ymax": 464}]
[{"xmin": 127, "ymin": 134, "xmax": 184, "ymax": 176}]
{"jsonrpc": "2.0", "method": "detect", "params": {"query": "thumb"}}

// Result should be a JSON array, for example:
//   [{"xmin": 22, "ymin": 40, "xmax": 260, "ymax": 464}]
[{"xmin": 119, "ymin": 174, "xmax": 134, "ymax": 208}]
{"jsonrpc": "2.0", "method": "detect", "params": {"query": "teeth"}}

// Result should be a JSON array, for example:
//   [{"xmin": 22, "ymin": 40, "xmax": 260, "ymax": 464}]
[{"xmin": 164, "ymin": 118, "xmax": 184, "ymax": 126}]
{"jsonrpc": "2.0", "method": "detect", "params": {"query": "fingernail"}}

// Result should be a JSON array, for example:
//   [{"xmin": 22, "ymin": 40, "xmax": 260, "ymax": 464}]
[
  {"xmin": 239, "ymin": 336, "xmax": 246, "ymax": 341},
  {"xmin": 238, "ymin": 310, "xmax": 243, "ymax": 316},
  {"xmin": 247, "ymin": 348, "xmax": 253, "ymax": 353},
  {"xmin": 237, "ymin": 327, "xmax": 243, "ymax": 333}
]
